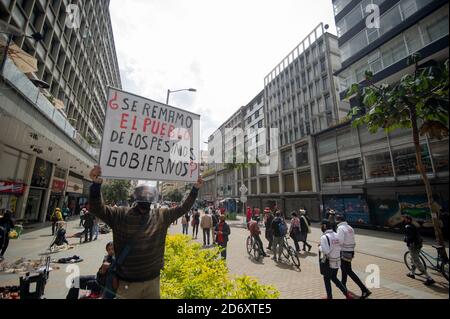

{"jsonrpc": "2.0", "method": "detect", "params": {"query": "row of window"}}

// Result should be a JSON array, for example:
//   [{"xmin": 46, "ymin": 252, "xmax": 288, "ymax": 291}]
[
  {"xmin": 339, "ymin": 7, "xmax": 449, "ymax": 92},
  {"xmin": 320, "ymin": 140, "xmax": 448, "ymax": 184},
  {"xmin": 340, "ymin": 0, "xmax": 438, "ymax": 62}
]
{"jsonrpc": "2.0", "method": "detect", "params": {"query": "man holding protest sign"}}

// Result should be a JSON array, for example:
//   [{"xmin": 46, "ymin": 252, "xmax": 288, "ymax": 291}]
[{"xmin": 89, "ymin": 165, "xmax": 203, "ymax": 299}]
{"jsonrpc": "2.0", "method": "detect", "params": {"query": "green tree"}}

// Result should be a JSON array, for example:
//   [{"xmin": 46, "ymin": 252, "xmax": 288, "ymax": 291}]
[
  {"xmin": 166, "ymin": 189, "xmax": 183, "ymax": 203},
  {"xmin": 102, "ymin": 179, "xmax": 133, "ymax": 204},
  {"xmin": 347, "ymin": 54, "xmax": 449, "ymax": 258}
]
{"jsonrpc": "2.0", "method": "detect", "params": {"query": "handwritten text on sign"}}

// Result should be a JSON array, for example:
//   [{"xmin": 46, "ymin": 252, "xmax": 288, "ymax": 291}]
[{"xmin": 99, "ymin": 88, "xmax": 200, "ymax": 182}]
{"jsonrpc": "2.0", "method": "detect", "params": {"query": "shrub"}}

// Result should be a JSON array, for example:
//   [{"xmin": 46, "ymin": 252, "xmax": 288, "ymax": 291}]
[{"xmin": 161, "ymin": 235, "xmax": 280, "ymax": 299}]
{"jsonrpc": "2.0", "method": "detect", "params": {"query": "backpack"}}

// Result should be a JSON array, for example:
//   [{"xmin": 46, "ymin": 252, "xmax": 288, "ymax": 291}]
[{"xmin": 278, "ymin": 220, "xmax": 287, "ymax": 237}]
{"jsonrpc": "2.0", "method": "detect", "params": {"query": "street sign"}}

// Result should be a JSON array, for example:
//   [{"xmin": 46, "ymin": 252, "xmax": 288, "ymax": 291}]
[
  {"xmin": 240, "ymin": 185, "xmax": 248, "ymax": 195},
  {"xmin": 241, "ymin": 196, "xmax": 248, "ymax": 203}
]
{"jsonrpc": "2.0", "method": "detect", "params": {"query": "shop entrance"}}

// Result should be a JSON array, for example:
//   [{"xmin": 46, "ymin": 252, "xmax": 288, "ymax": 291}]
[{"xmin": 25, "ymin": 188, "xmax": 45, "ymax": 223}]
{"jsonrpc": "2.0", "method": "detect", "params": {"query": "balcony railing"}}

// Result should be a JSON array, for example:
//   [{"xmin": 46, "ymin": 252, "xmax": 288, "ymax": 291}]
[{"xmin": 2, "ymin": 58, "xmax": 99, "ymax": 160}]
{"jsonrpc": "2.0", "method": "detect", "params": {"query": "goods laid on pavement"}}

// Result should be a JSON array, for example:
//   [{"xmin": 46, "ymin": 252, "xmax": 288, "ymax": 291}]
[{"xmin": 0, "ymin": 257, "xmax": 58, "ymax": 275}]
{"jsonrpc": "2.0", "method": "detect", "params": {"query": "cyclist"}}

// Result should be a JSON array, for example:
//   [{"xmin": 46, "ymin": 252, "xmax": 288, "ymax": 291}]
[
  {"xmin": 403, "ymin": 215, "xmax": 435, "ymax": 286},
  {"xmin": 271, "ymin": 211, "xmax": 286, "ymax": 262},
  {"xmin": 248, "ymin": 216, "xmax": 269, "ymax": 258}
]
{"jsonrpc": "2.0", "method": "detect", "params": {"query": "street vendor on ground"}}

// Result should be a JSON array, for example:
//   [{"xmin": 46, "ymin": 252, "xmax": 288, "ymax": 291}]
[{"xmin": 88, "ymin": 165, "xmax": 203, "ymax": 299}]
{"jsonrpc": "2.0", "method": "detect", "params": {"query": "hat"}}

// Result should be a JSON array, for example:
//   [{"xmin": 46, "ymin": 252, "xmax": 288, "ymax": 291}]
[
  {"xmin": 56, "ymin": 208, "xmax": 61, "ymax": 211},
  {"xmin": 299, "ymin": 209, "xmax": 306, "ymax": 215},
  {"xmin": 133, "ymin": 185, "xmax": 157, "ymax": 203},
  {"xmin": 264, "ymin": 207, "xmax": 271, "ymax": 213}
]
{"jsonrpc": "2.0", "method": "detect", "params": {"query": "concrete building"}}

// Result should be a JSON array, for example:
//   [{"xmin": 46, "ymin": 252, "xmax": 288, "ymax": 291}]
[
  {"xmin": 246, "ymin": 23, "xmax": 346, "ymax": 220},
  {"xmin": 313, "ymin": 0, "xmax": 449, "ymax": 230},
  {"xmin": 0, "ymin": 0, "xmax": 121, "ymax": 223}
]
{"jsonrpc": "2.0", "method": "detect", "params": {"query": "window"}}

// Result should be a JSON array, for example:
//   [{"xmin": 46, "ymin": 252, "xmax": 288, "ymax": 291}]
[
  {"xmin": 298, "ymin": 171, "xmax": 313, "ymax": 191},
  {"xmin": 318, "ymin": 135, "xmax": 336, "ymax": 155},
  {"xmin": 381, "ymin": 35, "xmax": 407, "ymax": 68},
  {"xmin": 284, "ymin": 174, "xmax": 295, "ymax": 192},
  {"xmin": 340, "ymin": 158, "xmax": 363, "ymax": 181},
  {"xmin": 296, "ymin": 144, "xmax": 309, "ymax": 166},
  {"xmin": 321, "ymin": 162, "xmax": 340, "ymax": 184},
  {"xmin": 380, "ymin": 6, "xmax": 402, "ymax": 36},
  {"xmin": 430, "ymin": 139, "xmax": 449, "ymax": 173},
  {"xmin": 366, "ymin": 152, "xmax": 394, "ymax": 178},
  {"xmin": 393, "ymin": 145, "xmax": 433, "ymax": 176},
  {"xmin": 337, "ymin": 128, "xmax": 359, "ymax": 151},
  {"xmin": 270, "ymin": 176, "xmax": 279, "ymax": 193},
  {"xmin": 322, "ymin": 76, "xmax": 328, "ymax": 91},
  {"xmin": 421, "ymin": 13, "xmax": 449, "ymax": 45}
]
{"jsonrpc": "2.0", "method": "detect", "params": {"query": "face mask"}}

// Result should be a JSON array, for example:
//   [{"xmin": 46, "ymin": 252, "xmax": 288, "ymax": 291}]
[{"xmin": 137, "ymin": 202, "xmax": 151, "ymax": 211}]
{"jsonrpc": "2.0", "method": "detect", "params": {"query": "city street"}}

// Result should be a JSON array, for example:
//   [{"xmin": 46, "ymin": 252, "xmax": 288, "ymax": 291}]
[{"xmin": 0, "ymin": 213, "xmax": 448, "ymax": 299}]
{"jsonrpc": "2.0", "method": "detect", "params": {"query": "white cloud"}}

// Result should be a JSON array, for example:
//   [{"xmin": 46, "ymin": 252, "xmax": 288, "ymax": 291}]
[{"xmin": 110, "ymin": 0, "xmax": 337, "ymax": 147}]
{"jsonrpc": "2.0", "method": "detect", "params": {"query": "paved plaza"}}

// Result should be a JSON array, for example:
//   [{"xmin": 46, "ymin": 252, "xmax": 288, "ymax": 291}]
[{"xmin": 0, "ymin": 213, "xmax": 448, "ymax": 299}]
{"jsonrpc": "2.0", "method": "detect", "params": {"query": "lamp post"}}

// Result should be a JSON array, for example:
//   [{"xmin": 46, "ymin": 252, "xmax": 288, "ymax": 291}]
[
  {"xmin": 156, "ymin": 88, "xmax": 197, "ymax": 203},
  {"xmin": 166, "ymin": 88, "xmax": 197, "ymax": 105}
]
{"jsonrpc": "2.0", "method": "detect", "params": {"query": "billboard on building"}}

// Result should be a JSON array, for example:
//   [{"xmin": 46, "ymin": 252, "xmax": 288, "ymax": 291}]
[{"xmin": 99, "ymin": 87, "xmax": 201, "ymax": 183}]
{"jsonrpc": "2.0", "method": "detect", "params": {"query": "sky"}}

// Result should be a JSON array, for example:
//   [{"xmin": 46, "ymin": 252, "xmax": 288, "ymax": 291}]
[{"xmin": 109, "ymin": 0, "xmax": 337, "ymax": 150}]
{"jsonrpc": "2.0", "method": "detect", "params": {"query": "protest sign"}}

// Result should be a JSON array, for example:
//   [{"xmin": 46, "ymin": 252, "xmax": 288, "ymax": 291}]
[{"xmin": 99, "ymin": 87, "xmax": 201, "ymax": 182}]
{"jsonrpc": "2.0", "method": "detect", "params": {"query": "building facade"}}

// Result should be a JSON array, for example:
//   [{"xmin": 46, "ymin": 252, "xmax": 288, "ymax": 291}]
[
  {"xmin": 320, "ymin": 0, "xmax": 449, "ymax": 231},
  {"xmin": 0, "ymin": 0, "xmax": 121, "ymax": 223}
]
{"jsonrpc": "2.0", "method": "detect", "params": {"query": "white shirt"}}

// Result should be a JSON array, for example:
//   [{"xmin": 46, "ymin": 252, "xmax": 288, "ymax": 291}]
[
  {"xmin": 337, "ymin": 222, "xmax": 356, "ymax": 252},
  {"xmin": 320, "ymin": 230, "xmax": 342, "ymax": 269}
]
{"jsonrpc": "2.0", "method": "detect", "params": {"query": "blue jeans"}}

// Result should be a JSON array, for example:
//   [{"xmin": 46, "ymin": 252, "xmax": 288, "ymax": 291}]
[{"xmin": 93, "ymin": 224, "xmax": 99, "ymax": 239}]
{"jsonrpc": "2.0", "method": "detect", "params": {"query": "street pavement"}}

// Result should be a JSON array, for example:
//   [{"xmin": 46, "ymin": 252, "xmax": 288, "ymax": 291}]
[{"xmin": 0, "ymin": 213, "xmax": 448, "ymax": 299}]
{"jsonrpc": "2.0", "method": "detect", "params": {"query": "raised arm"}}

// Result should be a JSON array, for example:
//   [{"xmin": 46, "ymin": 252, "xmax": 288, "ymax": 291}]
[
  {"xmin": 163, "ymin": 176, "xmax": 203, "ymax": 226},
  {"xmin": 88, "ymin": 166, "xmax": 123, "ymax": 228}
]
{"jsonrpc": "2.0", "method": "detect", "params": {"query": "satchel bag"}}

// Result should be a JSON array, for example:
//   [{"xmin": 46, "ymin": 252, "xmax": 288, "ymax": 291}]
[{"xmin": 319, "ymin": 236, "xmax": 331, "ymax": 277}]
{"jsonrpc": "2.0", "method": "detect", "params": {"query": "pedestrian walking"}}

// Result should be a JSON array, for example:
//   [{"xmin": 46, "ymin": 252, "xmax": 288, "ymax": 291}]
[
  {"xmin": 51, "ymin": 208, "xmax": 64, "ymax": 236},
  {"xmin": 271, "ymin": 211, "xmax": 287, "ymax": 262},
  {"xmin": 264, "ymin": 207, "xmax": 274, "ymax": 251},
  {"xmin": 200, "ymin": 210, "xmax": 213, "ymax": 246},
  {"xmin": 319, "ymin": 220, "xmax": 353, "ymax": 299},
  {"xmin": 0, "ymin": 211, "xmax": 15, "ymax": 261},
  {"xmin": 403, "ymin": 215, "xmax": 435, "ymax": 286},
  {"xmin": 326, "ymin": 208, "xmax": 337, "ymax": 231},
  {"xmin": 336, "ymin": 215, "xmax": 372, "ymax": 299},
  {"xmin": 289, "ymin": 212, "xmax": 302, "ymax": 253},
  {"xmin": 181, "ymin": 213, "xmax": 190, "ymax": 235},
  {"xmin": 299, "ymin": 209, "xmax": 312, "ymax": 252},
  {"xmin": 88, "ymin": 165, "xmax": 202, "ymax": 299},
  {"xmin": 214, "ymin": 215, "xmax": 231, "ymax": 259},
  {"xmin": 191, "ymin": 209, "xmax": 200, "ymax": 239},
  {"xmin": 82, "ymin": 210, "xmax": 95, "ymax": 243},
  {"xmin": 79, "ymin": 208, "xmax": 86, "ymax": 227},
  {"xmin": 249, "ymin": 216, "xmax": 268, "ymax": 257}
]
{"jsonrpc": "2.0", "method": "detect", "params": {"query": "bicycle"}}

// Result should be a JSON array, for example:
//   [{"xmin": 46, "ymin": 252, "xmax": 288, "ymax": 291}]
[
  {"xmin": 280, "ymin": 235, "xmax": 301, "ymax": 269},
  {"xmin": 404, "ymin": 245, "xmax": 449, "ymax": 282},
  {"xmin": 246, "ymin": 236, "xmax": 263, "ymax": 261}
]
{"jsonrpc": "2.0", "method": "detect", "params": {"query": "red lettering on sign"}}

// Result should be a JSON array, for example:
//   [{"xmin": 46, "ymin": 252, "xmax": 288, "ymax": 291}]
[
  {"xmin": 120, "ymin": 113, "xmax": 129, "ymax": 129},
  {"xmin": 109, "ymin": 92, "xmax": 119, "ymax": 110}
]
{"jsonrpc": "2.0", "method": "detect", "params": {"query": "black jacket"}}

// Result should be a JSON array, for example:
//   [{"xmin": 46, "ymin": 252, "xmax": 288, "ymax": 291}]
[
  {"xmin": 404, "ymin": 223, "xmax": 423, "ymax": 248},
  {"xmin": 271, "ymin": 217, "xmax": 283, "ymax": 238}
]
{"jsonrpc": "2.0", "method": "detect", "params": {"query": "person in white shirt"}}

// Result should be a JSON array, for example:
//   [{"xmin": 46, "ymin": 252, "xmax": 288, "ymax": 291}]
[
  {"xmin": 319, "ymin": 220, "xmax": 352, "ymax": 300},
  {"xmin": 336, "ymin": 215, "xmax": 372, "ymax": 299}
]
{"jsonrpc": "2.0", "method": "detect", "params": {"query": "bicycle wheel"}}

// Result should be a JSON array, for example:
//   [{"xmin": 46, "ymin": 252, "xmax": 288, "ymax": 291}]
[
  {"xmin": 253, "ymin": 241, "xmax": 262, "ymax": 261},
  {"xmin": 404, "ymin": 251, "xmax": 426, "ymax": 276},
  {"xmin": 289, "ymin": 247, "xmax": 301, "ymax": 269},
  {"xmin": 246, "ymin": 236, "xmax": 253, "ymax": 256},
  {"xmin": 282, "ymin": 244, "xmax": 290, "ymax": 260},
  {"xmin": 441, "ymin": 260, "xmax": 449, "ymax": 281}
]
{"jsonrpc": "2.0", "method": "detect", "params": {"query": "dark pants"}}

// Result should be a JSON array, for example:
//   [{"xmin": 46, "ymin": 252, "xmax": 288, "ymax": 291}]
[
  {"xmin": 323, "ymin": 268, "xmax": 348, "ymax": 299},
  {"xmin": 293, "ymin": 240, "xmax": 300, "ymax": 252},
  {"xmin": 203, "ymin": 228, "xmax": 211, "ymax": 246},
  {"xmin": 84, "ymin": 226, "xmax": 93, "ymax": 242},
  {"xmin": 218, "ymin": 243, "xmax": 227, "ymax": 259},
  {"xmin": 341, "ymin": 259, "xmax": 368, "ymax": 293},
  {"xmin": 0, "ymin": 236, "xmax": 9, "ymax": 256},
  {"xmin": 182, "ymin": 224, "xmax": 189, "ymax": 235},
  {"xmin": 253, "ymin": 234, "xmax": 266, "ymax": 255},
  {"xmin": 192, "ymin": 224, "xmax": 199, "ymax": 238},
  {"xmin": 66, "ymin": 276, "xmax": 100, "ymax": 299},
  {"xmin": 301, "ymin": 233, "xmax": 312, "ymax": 251},
  {"xmin": 266, "ymin": 233, "xmax": 273, "ymax": 250}
]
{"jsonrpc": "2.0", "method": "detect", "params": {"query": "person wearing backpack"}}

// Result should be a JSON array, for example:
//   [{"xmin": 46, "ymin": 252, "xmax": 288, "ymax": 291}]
[
  {"xmin": 271, "ymin": 211, "xmax": 286, "ymax": 262},
  {"xmin": 403, "ymin": 215, "xmax": 435, "ymax": 286},
  {"xmin": 299, "ymin": 209, "xmax": 312, "ymax": 252},
  {"xmin": 319, "ymin": 220, "xmax": 353, "ymax": 300},
  {"xmin": 264, "ymin": 208, "xmax": 274, "ymax": 251},
  {"xmin": 181, "ymin": 213, "xmax": 189, "ymax": 235},
  {"xmin": 336, "ymin": 215, "xmax": 372, "ymax": 299}
]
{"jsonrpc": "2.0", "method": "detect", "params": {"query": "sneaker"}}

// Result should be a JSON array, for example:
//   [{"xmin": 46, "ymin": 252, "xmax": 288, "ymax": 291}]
[
  {"xmin": 424, "ymin": 278, "xmax": 435, "ymax": 286},
  {"xmin": 308, "ymin": 246, "xmax": 312, "ymax": 252},
  {"xmin": 406, "ymin": 273, "xmax": 416, "ymax": 280},
  {"xmin": 272, "ymin": 257, "xmax": 278, "ymax": 262},
  {"xmin": 361, "ymin": 290, "xmax": 372, "ymax": 299}
]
